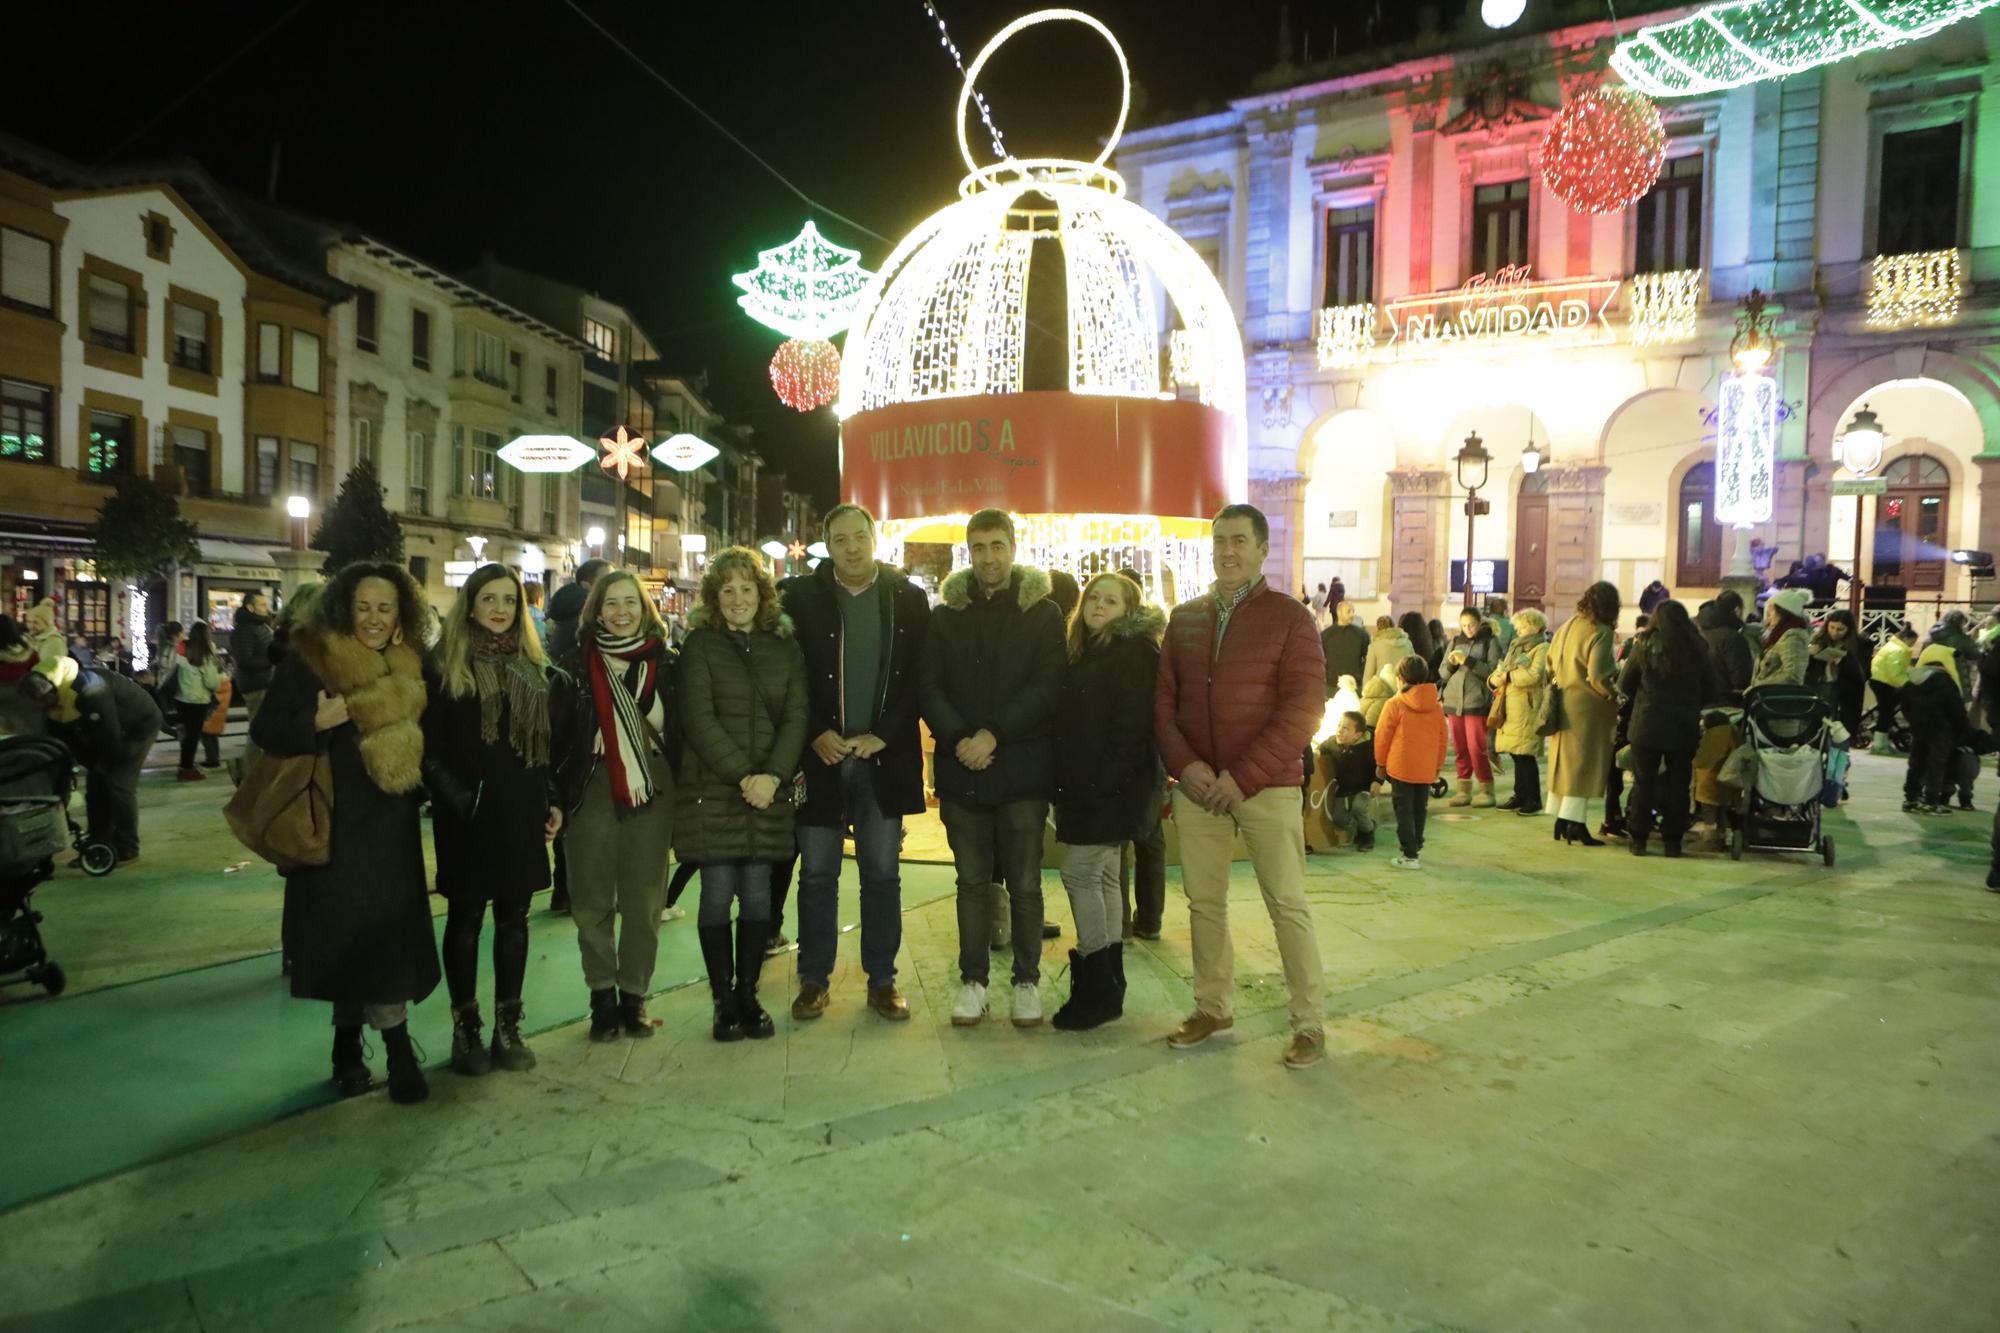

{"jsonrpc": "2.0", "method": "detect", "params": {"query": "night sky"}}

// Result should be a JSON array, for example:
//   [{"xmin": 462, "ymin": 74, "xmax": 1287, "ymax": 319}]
[{"xmin": 9, "ymin": 0, "xmax": 1476, "ymax": 505}]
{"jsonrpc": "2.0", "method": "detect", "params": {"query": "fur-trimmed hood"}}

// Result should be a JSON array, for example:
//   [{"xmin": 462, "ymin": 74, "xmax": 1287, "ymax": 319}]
[
  {"xmin": 685, "ymin": 606, "xmax": 796, "ymax": 638},
  {"xmin": 293, "ymin": 628, "xmax": 427, "ymax": 794},
  {"xmin": 1093, "ymin": 603, "xmax": 1167, "ymax": 644},
  {"xmin": 940, "ymin": 564, "xmax": 1052, "ymax": 611}
]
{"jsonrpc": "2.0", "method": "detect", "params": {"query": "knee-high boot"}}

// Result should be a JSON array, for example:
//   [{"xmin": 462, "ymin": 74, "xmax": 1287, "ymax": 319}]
[
  {"xmin": 698, "ymin": 924, "xmax": 742, "ymax": 1042},
  {"xmin": 733, "ymin": 917, "xmax": 776, "ymax": 1039}
]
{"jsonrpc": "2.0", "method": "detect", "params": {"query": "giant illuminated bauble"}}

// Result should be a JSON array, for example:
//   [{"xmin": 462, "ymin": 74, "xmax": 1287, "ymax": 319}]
[
  {"xmin": 770, "ymin": 338, "xmax": 841, "ymax": 412},
  {"xmin": 1542, "ymin": 86, "xmax": 1666, "ymax": 216},
  {"xmin": 1481, "ymin": 0, "xmax": 1527, "ymax": 28}
]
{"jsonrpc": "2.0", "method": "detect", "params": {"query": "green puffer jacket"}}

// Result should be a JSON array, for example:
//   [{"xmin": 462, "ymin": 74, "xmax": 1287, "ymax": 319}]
[{"xmin": 673, "ymin": 610, "xmax": 810, "ymax": 864}]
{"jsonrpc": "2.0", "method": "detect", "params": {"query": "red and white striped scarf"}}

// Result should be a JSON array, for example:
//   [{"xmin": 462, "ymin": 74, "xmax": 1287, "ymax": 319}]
[{"xmin": 585, "ymin": 631, "xmax": 662, "ymax": 808}]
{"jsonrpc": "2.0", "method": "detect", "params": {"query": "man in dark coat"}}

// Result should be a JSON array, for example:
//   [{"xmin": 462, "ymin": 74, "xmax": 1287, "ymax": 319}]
[
  {"xmin": 780, "ymin": 504, "xmax": 930, "ymax": 1024},
  {"xmin": 543, "ymin": 557, "xmax": 608, "ymax": 911},
  {"xmin": 55, "ymin": 666, "xmax": 162, "ymax": 864},
  {"xmin": 227, "ymin": 591, "xmax": 276, "ymax": 783},
  {"xmin": 921, "ymin": 508, "xmax": 1066, "ymax": 1028},
  {"xmin": 1320, "ymin": 600, "xmax": 1369, "ymax": 696},
  {"xmin": 1698, "ymin": 592, "xmax": 1756, "ymax": 702}
]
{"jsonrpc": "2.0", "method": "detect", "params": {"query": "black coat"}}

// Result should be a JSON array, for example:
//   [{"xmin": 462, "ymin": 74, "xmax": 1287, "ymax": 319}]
[
  {"xmin": 1697, "ymin": 604, "xmax": 1756, "ymax": 700},
  {"xmin": 1318, "ymin": 736, "xmax": 1376, "ymax": 797},
  {"xmin": 552, "ymin": 635, "xmax": 678, "ymax": 814},
  {"xmin": 780, "ymin": 560, "xmax": 930, "ymax": 825},
  {"xmin": 1320, "ymin": 622, "xmax": 1369, "ymax": 693},
  {"xmin": 1052, "ymin": 607, "xmax": 1164, "ymax": 845},
  {"xmin": 921, "ymin": 566, "xmax": 1067, "ymax": 806},
  {"xmin": 60, "ymin": 668, "xmax": 162, "ymax": 765},
  {"xmin": 546, "ymin": 580, "xmax": 590, "ymax": 663},
  {"xmin": 1618, "ymin": 638, "xmax": 1720, "ymax": 753},
  {"xmin": 674, "ymin": 617, "xmax": 809, "ymax": 863},
  {"xmin": 422, "ymin": 658, "xmax": 575, "ymax": 903},
  {"xmin": 1806, "ymin": 638, "xmax": 1867, "ymax": 736},
  {"xmin": 1902, "ymin": 666, "xmax": 1967, "ymax": 739},
  {"xmin": 229, "ymin": 608, "xmax": 275, "ymax": 694},
  {"xmin": 250, "ymin": 648, "xmax": 440, "ymax": 1008}
]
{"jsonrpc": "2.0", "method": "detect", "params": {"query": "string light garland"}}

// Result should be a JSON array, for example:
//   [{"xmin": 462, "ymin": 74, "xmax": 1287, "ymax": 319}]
[
  {"xmin": 1610, "ymin": 0, "xmax": 2000, "ymax": 99},
  {"xmin": 1315, "ymin": 304, "xmax": 1378, "ymax": 370},
  {"xmin": 1866, "ymin": 248, "xmax": 1963, "ymax": 328},
  {"xmin": 1542, "ymin": 86, "xmax": 1666, "ymax": 216},
  {"xmin": 770, "ymin": 337, "xmax": 843, "ymax": 411},
  {"xmin": 1715, "ymin": 370, "xmax": 1778, "ymax": 526},
  {"xmin": 1628, "ymin": 269, "xmax": 1704, "ymax": 345},
  {"xmin": 732, "ymin": 221, "xmax": 875, "ymax": 343},
  {"xmin": 923, "ymin": 1, "xmax": 1007, "ymax": 161}
]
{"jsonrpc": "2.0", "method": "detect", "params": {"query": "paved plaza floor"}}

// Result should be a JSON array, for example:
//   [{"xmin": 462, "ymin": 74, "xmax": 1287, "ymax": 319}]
[{"xmin": 1, "ymin": 745, "xmax": 1996, "ymax": 1331}]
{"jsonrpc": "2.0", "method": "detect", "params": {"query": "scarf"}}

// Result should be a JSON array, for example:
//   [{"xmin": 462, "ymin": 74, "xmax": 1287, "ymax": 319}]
[
  {"xmin": 585, "ymin": 629, "xmax": 663, "ymax": 809},
  {"xmin": 1762, "ymin": 612, "xmax": 1806, "ymax": 653},
  {"xmin": 470, "ymin": 625, "xmax": 551, "ymax": 768},
  {"xmin": 0, "ymin": 644, "xmax": 35, "ymax": 685},
  {"xmin": 295, "ymin": 630, "xmax": 427, "ymax": 793}
]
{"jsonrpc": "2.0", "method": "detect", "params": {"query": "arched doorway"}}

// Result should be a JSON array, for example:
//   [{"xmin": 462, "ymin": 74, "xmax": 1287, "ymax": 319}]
[
  {"xmin": 1515, "ymin": 469, "xmax": 1548, "ymax": 609},
  {"xmin": 1676, "ymin": 461, "xmax": 1722, "ymax": 588},
  {"xmin": 1874, "ymin": 455, "xmax": 1950, "ymax": 592}
]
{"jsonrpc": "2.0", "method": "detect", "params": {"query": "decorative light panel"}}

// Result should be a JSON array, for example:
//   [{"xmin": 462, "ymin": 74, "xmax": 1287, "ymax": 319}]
[
  {"xmin": 1629, "ymin": 270, "xmax": 1704, "ymax": 345},
  {"xmin": 732, "ymin": 221, "xmax": 875, "ymax": 342},
  {"xmin": 1610, "ymin": 0, "xmax": 2000, "ymax": 99},
  {"xmin": 597, "ymin": 425, "xmax": 649, "ymax": 481},
  {"xmin": 1316, "ymin": 304, "xmax": 1378, "ymax": 370},
  {"xmin": 1866, "ymin": 249, "xmax": 1962, "ymax": 328},
  {"xmin": 651, "ymin": 433, "xmax": 721, "ymax": 472},
  {"xmin": 499, "ymin": 434, "xmax": 594, "ymax": 473},
  {"xmin": 1715, "ymin": 371, "xmax": 1778, "ymax": 526}
]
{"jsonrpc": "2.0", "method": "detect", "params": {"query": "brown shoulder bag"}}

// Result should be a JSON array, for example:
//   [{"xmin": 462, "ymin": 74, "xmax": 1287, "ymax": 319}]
[{"xmin": 224, "ymin": 752, "xmax": 335, "ymax": 870}]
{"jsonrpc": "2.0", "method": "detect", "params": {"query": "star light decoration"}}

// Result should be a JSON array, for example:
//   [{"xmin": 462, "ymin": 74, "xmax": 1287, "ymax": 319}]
[
  {"xmin": 597, "ymin": 425, "xmax": 649, "ymax": 481},
  {"xmin": 1610, "ymin": 0, "xmax": 2000, "ymax": 98},
  {"xmin": 1542, "ymin": 86, "xmax": 1666, "ymax": 216},
  {"xmin": 733, "ymin": 221, "xmax": 875, "ymax": 414}
]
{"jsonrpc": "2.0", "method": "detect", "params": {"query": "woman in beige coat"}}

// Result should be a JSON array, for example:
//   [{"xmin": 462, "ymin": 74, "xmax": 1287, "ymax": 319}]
[
  {"xmin": 1488, "ymin": 609, "xmax": 1551, "ymax": 814},
  {"xmin": 1546, "ymin": 582, "xmax": 1621, "ymax": 846}
]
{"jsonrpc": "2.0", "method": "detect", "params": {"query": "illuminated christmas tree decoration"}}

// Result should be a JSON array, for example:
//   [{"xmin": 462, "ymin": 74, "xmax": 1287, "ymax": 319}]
[
  {"xmin": 1715, "ymin": 371, "xmax": 1778, "ymax": 526},
  {"xmin": 1315, "ymin": 304, "xmax": 1378, "ymax": 370},
  {"xmin": 1866, "ymin": 248, "xmax": 1963, "ymax": 328},
  {"xmin": 597, "ymin": 425, "xmax": 649, "ymax": 481},
  {"xmin": 651, "ymin": 433, "xmax": 721, "ymax": 472},
  {"xmin": 1610, "ymin": 0, "xmax": 2000, "ymax": 99},
  {"xmin": 1628, "ymin": 270, "xmax": 1704, "ymax": 345},
  {"xmin": 770, "ymin": 337, "xmax": 843, "ymax": 411},
  {"xmin": 498, "ymin": 434, "xmax": 594, "ymax": 473},
  {"xmin": 1542, "ymin": 86, "xmax": 1666, "ymax": 216},
  {"xmin": 732, "ymin": 221, "xmax": 876, "ymax": 342}
]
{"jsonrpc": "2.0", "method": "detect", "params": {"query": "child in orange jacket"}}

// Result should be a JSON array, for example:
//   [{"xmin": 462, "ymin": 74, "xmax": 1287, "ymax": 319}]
[{"xmin": 1374, "ymin": 655, "xmax": 1448, "ymax": 869}]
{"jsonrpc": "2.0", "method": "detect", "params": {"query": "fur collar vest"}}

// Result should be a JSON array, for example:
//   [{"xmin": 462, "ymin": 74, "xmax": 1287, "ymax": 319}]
[{"xmin": 294, "ymin": 629, "xmax": 426, "ymax": 793}]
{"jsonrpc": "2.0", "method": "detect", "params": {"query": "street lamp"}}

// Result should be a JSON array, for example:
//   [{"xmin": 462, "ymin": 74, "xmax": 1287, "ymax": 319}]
[
  {"xmin": 1521, "ymin": 440, "xmax": 1542, "ymax": 475},
  {"xmin": 1838, "ymin": 403, "xmax": 1887, "ymax": 620},
  {"xmin": 1729, "ymin": 288, "xmax": 1775, "ymax": 373},
  {"xmin": 286, "ymin": 494, "xmax": 311, "ymax": 551},
  {"xmin": 585, "ymin": 525, "xmax": 606, "ymax": 553},
  {"xmin": 1456, "ymin": 430, "xmax": 1492, "ymax": 611}
]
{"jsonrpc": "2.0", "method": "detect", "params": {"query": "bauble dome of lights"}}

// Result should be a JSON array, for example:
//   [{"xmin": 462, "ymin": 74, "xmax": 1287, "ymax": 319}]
[
  {"xmin": 836, "ymin": 9, "xmax": 1247, "ymax": 597},
  {"xmin": 1541, "ymin": 85, "xmax": 1667, "ymax": 217}
]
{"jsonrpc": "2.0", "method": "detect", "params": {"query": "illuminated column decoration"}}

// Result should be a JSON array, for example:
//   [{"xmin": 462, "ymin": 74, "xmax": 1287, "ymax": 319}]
[
  {"xmin": 1715, "ymin": 371, "xmax": 1779, "ymax": 527},
  {"xmin": 1866, "ymin": 249, "xmax": 1963, "ymax": 328},
  {"xmin": 1628, "ymin": 270, "xmax": 1703, "ymax": 345},
  {"xmin": 1611, "ymin": 0, "xmax": 2000, "ymax": 98},
  {"xmin": 128, "ymin": 586, "xmax": 149, "ymax": 672},
  {"xmin": 1315, "ymin": 304, "xmax": 1378, "ymax": 369}
]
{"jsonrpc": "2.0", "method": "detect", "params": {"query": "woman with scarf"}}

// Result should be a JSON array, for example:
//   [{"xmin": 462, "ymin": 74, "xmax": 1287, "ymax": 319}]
[
  {"xmin": 1750, "ymin": 588, "xmax": 1814, "ymax": 688},
  {"xmin": 425, "ymin": 564, "xmax": 573, "ymax": 1076},
  {"xmin": 1487, "ymin": 608, "xmax": 1551, "ymax": 814},
  {"xmin": 554, "ymin": 570, "xmax": 678, "ymax": 1040},
  {"xmin": 675, "ymin": 547, "xmax": 808, "ymax": 1043},
  {"xmin": 251, "ymin": 562, "xmax": 438, "ymax": 1104}
]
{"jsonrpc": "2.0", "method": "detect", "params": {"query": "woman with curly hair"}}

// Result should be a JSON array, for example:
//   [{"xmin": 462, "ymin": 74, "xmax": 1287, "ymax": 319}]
[
  {"xmin": 425, "ymin": 563, "xmax": 574, "ymax": 1076},
  {"xmin": 1546, "ymin": 581, "xmax": 1621, "ymax": 846},
  {"xmin": 676, "ymin": 546, "xmax": 808, "ymax": 1042},
  {"xmin": 552, "ymin": 569, "xmax": 678, "ymax": 1041},
  {"xmin": 251, "ymin": 561, "xmax": 439, "ymax": 1104}
]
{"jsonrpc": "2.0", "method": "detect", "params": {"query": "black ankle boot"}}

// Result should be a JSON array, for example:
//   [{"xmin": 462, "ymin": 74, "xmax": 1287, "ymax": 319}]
[
  {"xmin": 1050, "ymin": 949, "xmax": 1089, "ymax": 1029},
  {"xmin": 1629, "ymin": 834, "xmax": 1649, "ymax": 856},
  {"xmin": 733, "ymin": 918, "xmax": 776, "ymax": 1039},
  {"xmin": 618, "ymin": 990, "xmax": 654, "ymax": 1038},
  {"xmin": 449, "ymin": 1002, "xmax": 492, "ymax": 1076},
  {"xmin": 1107, "ymin": 943, "xmax": 1126, "ymax": 1019},
  {"xmin": 698, "ymin": 923, "xmax": 743, "ymax": 1042},
  {"xmin": 331, "ymin": 1025, "xmax": 373, "ymax": 1096},
  {"xmin": 1053, "ymin": 949, "xmax": 1114, "ymax": 1031},
  {"xmin": 490, "ymin": 999, "xmax": 536, "ymax": 1071},
  {"xmin": 379, "ymin": 1023, "xmax": 429, "ymax": 1105},
  {"xmin": 588, "ymin": 987, "xmax": 621, "ymax": 1042},
  {"xmin": 1552, "ymin": 818, "xmax": 1569, "ymax": 841}
]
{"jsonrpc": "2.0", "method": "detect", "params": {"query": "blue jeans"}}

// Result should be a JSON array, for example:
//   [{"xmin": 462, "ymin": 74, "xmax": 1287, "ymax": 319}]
[
  {"xmin": 697, "ymin": 860, "xmax": 773, "ymax": 928},
  {"xmin": 795, "ymin": 757, "xmax": 905, "ymax": 988}
]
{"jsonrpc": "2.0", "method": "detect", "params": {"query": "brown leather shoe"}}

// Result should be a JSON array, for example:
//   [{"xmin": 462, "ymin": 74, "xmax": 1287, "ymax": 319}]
[
  {"xmin": 1166, "ymin": 1010, "xmax": 1234, "ymax": 1049},
  {"xmin": 790, "ymin": 983, "xmax": 829, "ymax": 1021},
  {"xmin": 1282, "ymin": 1028, "xmax": 1326, "ymax": 1070},
  {"xmin": 867, "ymin": 983, "xmax": 910, "ymax": 1021}
]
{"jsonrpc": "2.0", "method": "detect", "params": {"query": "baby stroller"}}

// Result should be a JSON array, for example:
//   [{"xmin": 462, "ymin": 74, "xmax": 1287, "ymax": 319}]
[
  {"xmin": 0, "ymin": 735, "xmax": 115, "ymax": 996},
  {"xmin": 1729, "ymin": 685, "xmax": 1836, "ymax": 866}
]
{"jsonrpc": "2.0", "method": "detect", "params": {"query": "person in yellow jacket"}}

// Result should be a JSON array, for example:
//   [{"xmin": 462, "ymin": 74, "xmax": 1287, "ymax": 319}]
[{"xmin": 1868, "ymin": 624, "xmax": 1917, "ymax": 752}]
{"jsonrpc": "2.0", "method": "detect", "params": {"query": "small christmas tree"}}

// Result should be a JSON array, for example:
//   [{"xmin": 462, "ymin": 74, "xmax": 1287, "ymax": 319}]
[
  {"xmin": 311, "ymin": 457, "xmax": 404, "ymax": 575},
  {"xmin": 90, "ymin": 475, "xmax": 200, "ymax": 585}
]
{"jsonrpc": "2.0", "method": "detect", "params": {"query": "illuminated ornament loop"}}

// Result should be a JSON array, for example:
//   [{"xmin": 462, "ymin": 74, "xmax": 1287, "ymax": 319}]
[
  {"xmin": 770, "ymin": 338, "xmax": 843, "ymax": 412},
  {"xmin": 1611, "ymin": 0, "xmax": 2000, "ymax": 99},
  {"xmin": 732, "ymin": 221, "xmax": 874, "ymax": 343},
  {"xmin": 955, "ymin": 8, "xmax": 1132, "ymax": 189},
  {"xmin": 598, "ymin": 425, "xmax": 649, "ymax": 481},
  {"xmin": 1541, "ymin": 86, "xmax": 1666, "ymax": 216}
]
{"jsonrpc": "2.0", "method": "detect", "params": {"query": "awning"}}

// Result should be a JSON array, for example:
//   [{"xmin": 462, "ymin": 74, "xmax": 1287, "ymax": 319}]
[{"xmin": 195, "ymin": 537, "xmax": 278, "ymax": 583}]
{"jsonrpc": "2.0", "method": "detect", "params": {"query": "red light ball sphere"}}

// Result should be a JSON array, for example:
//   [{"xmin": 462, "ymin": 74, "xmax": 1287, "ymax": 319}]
[
  {"xmin": 770, "ymin": 338, "xmax": 841, "ymax": 412},
  {"xmin": 1542, "ymin": 86, "xmax": 1667, "ymax": 217}
]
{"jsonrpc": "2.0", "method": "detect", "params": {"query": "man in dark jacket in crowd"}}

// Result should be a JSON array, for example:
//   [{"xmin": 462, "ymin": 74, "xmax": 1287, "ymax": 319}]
[
  {"xmin": 227, "ymin": 591, "xmax": 276, "ymax": 783},
  {"xmin": 546, "ymin": 558, "xmax": 610, "ymax": 664},
  {"xmin": 55, "ymin": 666, "xmax": 162, "ymax": 865},
  {"xmin": 1698, "ymin": 591, "xmax": 1757, "ymax": 701},
  {"xmin": 921, "ymin": 509, "xmax": 1066, "ymax": 1029},
  {"xmin": 781, "ymin": 504, "xmax": 930, "ymax": 1024},
  {"xmin": 1320, "ymin": 600, "xmax": 1369, "ymax": 696},
  {"xmin": 1156, "ymin": 503, "xmax": 1328, "ymax": 1070}
]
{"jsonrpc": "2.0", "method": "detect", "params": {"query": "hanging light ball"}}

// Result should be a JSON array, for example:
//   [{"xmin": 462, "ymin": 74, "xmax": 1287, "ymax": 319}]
[
  {"xmin": 770, "ymin": 338, "xmax": 842, "ymax": 412},
  {"xmin": 1481, "ymin": 0, "xmax": 1527, "ymax": 28},
  {"xmin": 1541, "ymin": 85, "xmax": 1667, "ymax": 216}
]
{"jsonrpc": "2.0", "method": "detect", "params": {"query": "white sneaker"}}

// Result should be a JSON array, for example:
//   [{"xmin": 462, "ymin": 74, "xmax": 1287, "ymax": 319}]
[
  {"xmin": 1390, "ymin": 855, "xmax": 1422, "ymax": 870},
  {"xmin": 1011, "ymin": 981, "xmax": 1043, "ymax": 1027},
  {"xmin": 951, "ymin": 981, "xmax": 989, "ymax": 1027}
]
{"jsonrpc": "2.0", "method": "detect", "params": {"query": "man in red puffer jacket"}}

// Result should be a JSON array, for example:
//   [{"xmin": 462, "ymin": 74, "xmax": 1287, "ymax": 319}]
[{"xmin": 1155, "ymin": 504, "xmax": 1328, "ymax": 1070}]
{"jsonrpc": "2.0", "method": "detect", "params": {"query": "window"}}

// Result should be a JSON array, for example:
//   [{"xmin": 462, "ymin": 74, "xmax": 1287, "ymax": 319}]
[
  {"xmin": 143, "ymin": 213, "xmax": 174, "ymax": 261},
  {"xmin": 256, "ymin": 322, "xmax": 283, "ymax": 382},
  {"xmin": 87, "ymin": 275, "xmax": 134, "ymax": 352},
  {"xmin": 87, "ymin": 410, "xmax": 133, "ymax": 476},
  {"xmin": 545, "ymin": 365, "xmax": 558, "ymax": 416},
  {"xmin": 407, "ymin": 432, "xmax": 430, "ymax": 515},
  {"xmin": 504, "ymin": 463, "xmax": 523, "ymax": 528},
  {"xmin": 289, "ymin": 440, "xmax": 320, "ymax": 496},
  {"xmin": 254, "ymin": 436, "xmax": 280, "ymax": 496},
  {"xmin": 1322, "ymin": 205, "xmax": 1375, "ymax": 307},
  {"xmin": 540, "ymin": 474, "xmax": 558, "ymax": 533},
  {"xmin": 455, "ymin": 426, "xmax": 502, "ymax": 499},
  {"xmin": 411, "ymin": 309, "xmax": 431, "ymax": 370},
  {"xmin": 0, "ymin": 228, "xmax": 53, "ymax": 313},
  {"xmin": 583, "ymin": 317, "xmax": 617, "ymax": 361},
  {"xmin": 353, "ymin": 417, "xmax": 376, "ymax": 469},
  {"xmin": 509, "ymin": 350, "xmax": 523, "ymax": 403},
  {"xmin": 291, "ymin": 329, "xmax": 321, "ymax": 393},
  {"xmin": 1635, "ymin": 155, "xmax": 1703, "ymax": 275},
  {"xmin": 68, "ymin": 583, "xmax": 108, "ymax": 640},
  {"xmin": 172, "ymin": 424, "xmax": 211, "ymax": 496},
  {"xmin": 354, "ymin": 288, "xmax": 378, "ymax": 352},
  {"xmin": 1879, "ymin": 123, "xmax": 1963, "ymax": 255},
  {"xmin": 1470, "ymin": 179, "xmax": 1531, "ymax": 276},
  {"xmin": 0, "ymin": 379, "xmax": 52, "ymax": 463},
  {"xmin": 172, "ymin": 302, "xmax": 210, "ymax": 374},
  {"xmin": 582, "ymin": 382, "xmax": 619, "ymax": 435},
  {"xmin": 471, "ymin": 330, "xmax": 507, "ymax": 386},
  {"xmin": 1676, "ymin": 462, "xmax": 1721, "ymax": 587}
]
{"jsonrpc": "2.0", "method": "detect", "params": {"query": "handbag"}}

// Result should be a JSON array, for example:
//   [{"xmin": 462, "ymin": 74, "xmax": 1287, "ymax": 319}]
[
  {"xmin": 224, "ymin": 750, "xmax": 334, "ymax": 870},
  {"xmin": 1487, "ymin": 678, "xmax": 1508, "ymax": 729},
  {"xmin": 1535, "ymin": 682, "xmax": 1566, "ymax": 737}
]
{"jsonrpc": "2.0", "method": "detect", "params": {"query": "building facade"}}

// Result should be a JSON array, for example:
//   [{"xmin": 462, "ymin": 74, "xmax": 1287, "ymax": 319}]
[{"xmin": 1118, "ymin": 7, "xmax": 2000, "ymax": 631}]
